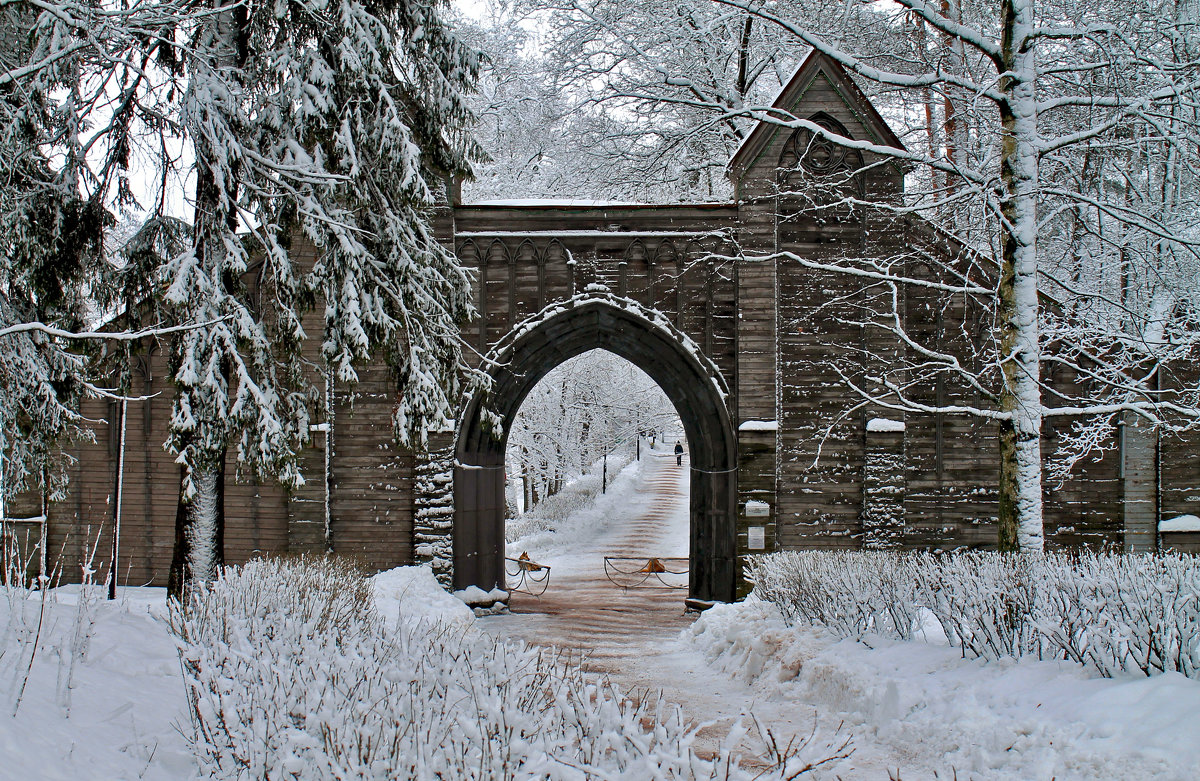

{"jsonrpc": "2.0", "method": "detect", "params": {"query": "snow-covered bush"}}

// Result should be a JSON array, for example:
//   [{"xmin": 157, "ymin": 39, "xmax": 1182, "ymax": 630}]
[
  {"xmin": 747, "ymin": 550, "xmax": 1200, "ymax": 679},
  {"xmin": 170, "ymin": 556, "xmax": 805, "ymax": 779},
  {"xmin": 1031, "ymin": 552, "xmax": 1200, "ymax": 677},
  {"xmin": 912, "ymin": 553, "xmax": 1042, "ymax": 661},
  {"xmin": 744, "ymin": 550, "xmax": 920, "ymax": 640}
]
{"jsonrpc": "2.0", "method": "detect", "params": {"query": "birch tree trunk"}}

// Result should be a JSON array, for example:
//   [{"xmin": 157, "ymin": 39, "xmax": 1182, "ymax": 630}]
[{"xmin": 996, "ymin": 0, "xmax": 1045, "ymax": 552}]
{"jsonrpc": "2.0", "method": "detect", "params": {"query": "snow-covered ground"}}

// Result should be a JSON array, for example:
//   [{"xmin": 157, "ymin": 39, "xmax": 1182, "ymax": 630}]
[
  {"xmin": 4, "ymin": 456, "xmax": 1198, "ymax": 779},
  {"xmin": 487, "ymin": 450, "xmax": 1200, "ymax": 779},
  {"xmin": 0, "ymin": 568, "xmax": 482, "ymax": 780},
  {"xmin": 506, "ymin": 451, "xmax": 688, "ymax": 572},
  {"xmin": 691, "ymin": 598, "xmax": 1200, "ymax": 779},
  {"xmin": 0, "ymin": 586, "xmax": 193, "ymax": 781}
]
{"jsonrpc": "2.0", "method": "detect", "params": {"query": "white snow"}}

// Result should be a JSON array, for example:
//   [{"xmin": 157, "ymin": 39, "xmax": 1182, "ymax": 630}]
[
  {"xmin": 487, "ymin": 451, "xmax": 1200, "ymax": 777},
  {"xmin": 373, "ymin": 564, "xmax": 472, "ymax": 623},
  {"xmin": 507, "ymin": 457, "xmax": 659, "ymax": 564},
  {"xmin": 688, "ymin": 598, "xmax": 1200, "ymax": 779},
  {"xmin": 451, "ymin": 585, "xmax": 509, "ymax": 605},
  {"xmin": 0, "ymin": 586, "xmax": 195, "ymax": 780},
  {"xmin": 738, "ymin": 419, "xmax": 778, "ymax": 431},
  {"xmin": 866, "ymin": 417, "xmax": 906, "ymax": 432},
  {"xmin": 1160, "ymin": 514, "xmax": 1200, "ymax": 532},
  {"xmin": 8, "ymin": 486, "xmax": 1200, "ymax": 778},
  {"xmin": 0, "ymin": 566, "xmax": 492, "ymax": 780},
  {"xmin": 169, "ymin": 557, "xmax": 751, "ymax": 779}
]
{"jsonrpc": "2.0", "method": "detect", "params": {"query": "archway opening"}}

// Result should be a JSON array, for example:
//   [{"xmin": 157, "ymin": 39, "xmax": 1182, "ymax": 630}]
[
  {"xmin": 502, "ymin": 349, "xmax": 687, "ymax": 600},
  {"xmin": 453, "ymin": 296, "xmax": 737, "ymax": 602}
]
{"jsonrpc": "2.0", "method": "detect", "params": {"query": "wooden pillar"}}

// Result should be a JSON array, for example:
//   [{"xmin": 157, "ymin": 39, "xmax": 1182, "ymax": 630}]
[{"xmin": 1122, "ymin": 413, "xmax": 1158, "ymax": 552}]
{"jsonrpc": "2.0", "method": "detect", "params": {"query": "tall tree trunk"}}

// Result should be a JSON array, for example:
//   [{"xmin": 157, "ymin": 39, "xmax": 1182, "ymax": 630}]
[
  {"xmin": 167, "ymin": 0, "xmax": 242, "ymax": 598},
  {"xmin": 168, "ymin": 456, "xmax": 226, "ymax": 599},
  {"xmin": 996, "ymin": 0, "xmax": 1044, "ymax": 552}
]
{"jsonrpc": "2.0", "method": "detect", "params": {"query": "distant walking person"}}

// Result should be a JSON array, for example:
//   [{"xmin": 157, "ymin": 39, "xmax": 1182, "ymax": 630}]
[{"xmin": 674, "ymin": 440, "xmax": 684, "ymax": 466}]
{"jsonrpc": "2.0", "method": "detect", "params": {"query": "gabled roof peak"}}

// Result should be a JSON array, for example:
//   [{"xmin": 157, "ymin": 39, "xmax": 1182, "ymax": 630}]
[{"xmin": 727, "ymin": 49, "xmax": 905, "ymax": 181}]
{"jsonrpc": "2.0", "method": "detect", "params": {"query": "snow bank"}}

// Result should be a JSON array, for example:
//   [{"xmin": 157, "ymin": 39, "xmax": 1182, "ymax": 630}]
[
  {"xmin": 687, "ymin": 599, "xmax": 1200, "ymax": 779},
  {"xmin": 451, "ymin": 585, "xmax": 509, "ymax": 606},
  {"xmin": 1160, "ymin": 514, "xmax": 1200, "ymax": 532},
  {"xmin": 373, "ymin": 564, "xmax": 473, "ymax": 623},
  {"xmin": 0, "ymin": 584, "xmax": 192, "ymax": 780}
]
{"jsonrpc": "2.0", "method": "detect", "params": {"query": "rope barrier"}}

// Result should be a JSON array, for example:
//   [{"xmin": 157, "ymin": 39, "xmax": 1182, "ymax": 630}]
[{"xmin": 603, "ymin": 556, "xmax": 689, "ymax": 590}]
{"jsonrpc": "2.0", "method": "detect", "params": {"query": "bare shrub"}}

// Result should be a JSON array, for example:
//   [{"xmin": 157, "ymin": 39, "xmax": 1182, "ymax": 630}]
[
  {"xmin": 747, "ymin": 551, "xmax": 920, "ymax": 640},
  {"xmin": 171, "ymin": 555, "xmax": 839, "ymax": 778},
  {"xmin": 748, "ymin": 550, "xmax": 1200, "ymax": 679},
  {"xmin": 2, "ymin": 527, "xmax": 104, "ymax": 717}
]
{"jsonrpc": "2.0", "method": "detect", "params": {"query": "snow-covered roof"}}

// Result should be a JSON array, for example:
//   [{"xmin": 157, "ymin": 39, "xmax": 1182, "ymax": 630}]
[
  {"xmin": 727, "ymin": 56, "xmax": 810, "ymax": 167},
  {"xmin": 1159, "ymin": 514, "xmax": 1200, "ymax": 533}
]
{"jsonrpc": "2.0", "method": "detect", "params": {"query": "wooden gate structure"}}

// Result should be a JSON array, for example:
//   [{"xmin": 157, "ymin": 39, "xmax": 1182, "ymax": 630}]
[{"xmin": 31, "ymin": 52, "xmax": 1199, "ymax": 599}]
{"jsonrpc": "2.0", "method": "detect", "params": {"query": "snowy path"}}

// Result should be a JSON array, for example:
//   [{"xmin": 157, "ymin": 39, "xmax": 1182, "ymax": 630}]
[
  {"xmin": 487, "ymin": 451, "xmax": 692, "ymax": 669},
  {"xmin": 479, "ymin": 452, "xmax": 899, "ymax": 773},
  {"xmin": 482, "ymin": 452, "xmax": 1200, "ymax": 779}
]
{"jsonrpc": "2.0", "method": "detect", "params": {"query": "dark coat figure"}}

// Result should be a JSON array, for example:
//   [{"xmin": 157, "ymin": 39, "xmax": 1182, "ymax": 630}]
[{"xmin": 674, "ymin": 440, "xmax": 684, "ymax": 466}]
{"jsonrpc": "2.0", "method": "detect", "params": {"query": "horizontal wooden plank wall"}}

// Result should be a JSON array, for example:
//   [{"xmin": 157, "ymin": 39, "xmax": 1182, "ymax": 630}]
[
  {"xmin": 39, "ymin": 57, "xmax": 1199, "ymax": 588},
  {"xmin": 732, "ymin": 55, "xmax": 1132, "ymax": 554},
  {"xmin": 46, "ymin": 344, "xmax": 291, "ymax": 588}
]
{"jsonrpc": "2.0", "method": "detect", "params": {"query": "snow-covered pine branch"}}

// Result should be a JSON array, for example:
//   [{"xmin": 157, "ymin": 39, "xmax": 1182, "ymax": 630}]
[
  {"xmin": 3, "ymin": 0, "xmax": 487, "ymax": 594},
  {"xmin": 158, "ymin": 0, "xmax": 488, "ymax": 595}
]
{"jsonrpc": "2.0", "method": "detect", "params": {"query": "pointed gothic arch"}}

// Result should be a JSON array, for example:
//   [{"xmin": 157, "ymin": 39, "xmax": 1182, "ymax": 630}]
[{"xmin": 453, "ymin": 294, "xmax": 738, "ymax": 602}]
